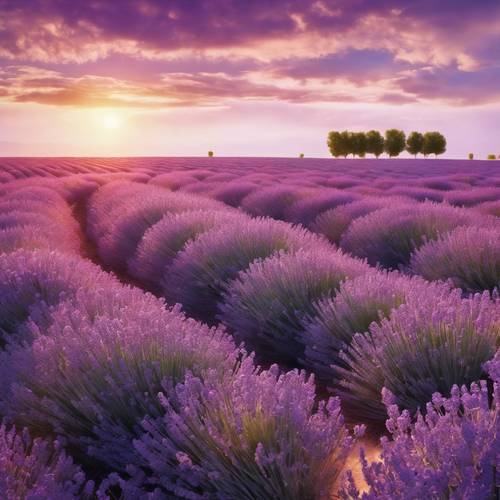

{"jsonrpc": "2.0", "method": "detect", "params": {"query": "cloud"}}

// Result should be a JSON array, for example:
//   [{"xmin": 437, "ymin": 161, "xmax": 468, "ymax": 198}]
[
  {"xmin": 1, "ymin": 1, "xmax": 499, "ymax": 66},
  {"xmin": 397, "ymin": 66, "xmax": 500, "ymax": 105},
  {"xmin": 0, "ymin": 66, "xmax": 363, "ymax": 107},
  {"xmin": 271, "ymin": 50, "xmax": 412, "ymax": 84},
  {"xmin": 1, "ymin": 1, "xmax": 500, "ymax": 108}
]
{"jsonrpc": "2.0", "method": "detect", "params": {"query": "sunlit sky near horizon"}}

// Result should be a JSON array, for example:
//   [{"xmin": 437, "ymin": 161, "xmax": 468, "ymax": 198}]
[{"xmin": 1, "ymin": 1, "xmax": 500, "ymax": 158}]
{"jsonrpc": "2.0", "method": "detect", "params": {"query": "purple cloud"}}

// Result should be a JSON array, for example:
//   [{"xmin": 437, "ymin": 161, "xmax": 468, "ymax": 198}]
[
  {"xmin": 398, "ymin": 66, "xmax": 500, "ymax": 105},
  {"xmin": 0, "ymin": 1, "xmax": 499, "ymax": 107},
  {"xmin": 271, "ymin": 50, "xmax": 412, "ymax": 84}
]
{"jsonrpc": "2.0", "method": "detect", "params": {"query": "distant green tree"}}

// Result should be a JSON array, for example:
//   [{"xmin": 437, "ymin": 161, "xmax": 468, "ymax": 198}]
[
  {"xmin": 406, "ymin": 131, "xmax": 424, "ymax": 158},
  {"xmin": 366, "ymin": 130, "xmax": 384, "ymax": 158},
  {"xmin": 422, "ymin": 132, "xmax": 446, "ymax": 157},
  {"xmin": 327, "ymin": 130, "xmax": 353, "ymax": 158},
  {"xmin": 208, "ymin": 151, "xmax": 214, "ymax": 157},
  {"xmin": 468, "ymin": 153, "xmax": 474, "ymax": 160},
  {"xmin": 299, "ymin": 153, "xmax": 305, "ymax": 158},
  {"xmin": 351, "ymin": 132, "xmax": 367, "ymax": 157},
  {"xmin": 384, "ymin": 129, "xmax": 406, "ymax": 157},
  {"xmin": 487, "ymin": 154, "xmax": 496, "ymax": 160}
]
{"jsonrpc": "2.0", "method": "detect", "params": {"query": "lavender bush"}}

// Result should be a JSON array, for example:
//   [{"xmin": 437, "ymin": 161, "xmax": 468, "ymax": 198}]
[
  {"xmin": 340, "ymin": 202, "xmax": 480, "ymax": 269},
  {"xmin": 95, "ymin": 190, "xmax": 223, "ymax": 270},
  {"xmin": 0, "ymin": 226, "xmax": 61, "ymax": 254},
  {"xmin": 212, "ymin": 181, "xmax": 257, "ymax": 207},
  {"xmin": 86, "ymin": 181, "xmax": 152, "ymax": 241},
  {"xmin": 0, "ymin": 211, "xmax": 57, "ymax": 232},
  {"xmin": 339, "ymin": 290, "xmax": 500, "ymax": 423},
  {"xmin": 133, "ymin": 357, "xmax": 362, "ymax": 499},
  {"xmin": 0, "ymin": 186, "xmax": 82, "ymax": 254},
  {"xmin": 220, "ymin": 248, "xmax": 368, "ymax": 367},
  {"xmin": 240, "ymin": 185, "xmax": 307, "ymax": 219},
  {"xmin": 149, "ymin": 171, "xmax": 198, "ymax": 190},
  {"xmin": 0, "ymin": 250, "xmax": 114, "ymax": 348},
  {"xmin": 387, "ymin": 186, "xmax": 444, "ymax": 202},
  {"xmin": 0, "ymin": 421, "xmax": 93, "ymax": 499},
  {"xmin": 475, "ymin": 200, "xmax": 500, "ymax": 217},
  {"xmin": 165, "ymin": 218, "xmax": 330, "ymax": 323},
  {"xmin": 128, "ymin": 209, "xmax": 248, "ymax": 289},
  {"xmin": 411, "ymin": 225, "xmax": 500, "ymax": 293},
  {"xmin": 342, "ymin": 355, "xmax": 500, "ymax": 499},
  {"xmin": 418, "ymin": 176, "xmax": 459, "ymax": 191},
  {"xmin": 300, "ymin": 272, "xmax": 451, "ymax": 387},
  {"xmin": 445, "ymin": 187, "xmax": 500, "ymax": 207},
  {"xmin": 285, "ymin": 189, "xmax": 359, "ymax": 227},
  {"xmin": 310, "ymin": 197, "xmax": 410, "ymax": 244},
  {"xmin": 5, "ymin": 289, "xmax": 238, "ymax": 473}
]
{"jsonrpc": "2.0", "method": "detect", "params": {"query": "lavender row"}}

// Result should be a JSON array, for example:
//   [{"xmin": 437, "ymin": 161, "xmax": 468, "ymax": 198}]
[
  {"xmin": 86, "ymin": 178, "xmax": 499, "ymax": 495},
  {"xmin": 2, "ymin": 158, "xmax": 500, "ymax": 191},
  {"xmin": 0, "ymin": 172, "xmax": 498, "ymax": 497},
  {"xmin": 0, "ymin": 182, "xmax": 83, "ymax": 255},
  {"xmin": 87, "ymin": 181, "xmax": 499, "ymax": 426},
  {"xmin": 0, "ymin": 198, "xmax": 360, "ymax": 500}
]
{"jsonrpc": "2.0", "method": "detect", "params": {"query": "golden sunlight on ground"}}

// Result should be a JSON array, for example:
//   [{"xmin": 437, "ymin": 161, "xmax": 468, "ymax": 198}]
[{"xmin": 332, "ymin": 435, "xmax": 382, "ymax": 498}]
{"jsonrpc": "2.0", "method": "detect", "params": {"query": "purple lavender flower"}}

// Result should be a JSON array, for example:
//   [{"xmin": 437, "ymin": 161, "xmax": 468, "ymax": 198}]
[
  {"xmin": 340, "ymin": 202, "xmax": 482, "ymax": 269},
  {"xmin": 474, "ymin": 200, "xmax": 500, "ymax": 217},
  {"xmin": 212, "ymin": 181, "xmax": 258, "ymax": 207},
  {"xmin": 285, "ymin": 189, "xmax": 360, "ymax": 227},
  {"xmin": 445, "ymin": 187, "xmax": 500, "ymax": 207},
  {"xmin": 0, "ymin": 250, "xmax": 115, "ymax": 348},
  {"xmin": 0, "ymin": 226, "xmax": 63, "ymax": 254},
  {"xmin": 5, "ymin": 287, "xmax": 238, "ymax": 472},
  {"xmin": 0, "ymin": 211, "xmax": 59, "ymax": 232},
  {"xmin": 92, "ymin": 187, "xmax": 223, "ymax": 270},
  {"xmin": 418, "ymin": 176, "xmax": 460, "ymax": 191},
  {"xmin": 165, "ymin": 218, "xmax": 331, "ymax": 323},
  {"xmin": 300, "ymin": 272, "xmax": 452, "ymax": 387},
  {"xmin": 0, "ymin": 185, "xmax": 82, "ymax": 254},
  {"xmin": 240, "ymin": 185, "xmax": 308, "ymax": 219},
  {"xmin": 0, "ymin": 421, "xmax": 93, "ymax": 499},
  {"xmin": 128, "ymin": 209, "xmax": 248, "ymax": 290},
  {"xmin": 149, "ymin": 171, "xmax": 198, "ymax": 190},
  {"xmin": 219, "ymin": 248, "xmax": 368, "ymax": 367},
  {"xmin": 310, "ymin": 197, "xmax": 411, "ymax": 245},
  {"xmin": 339, "ymin": 290, "xmax": 500, "ymax": 424},
  {"xmin": 341, "ymin": 357, "xmax": 500, "ymax": 499},
  {"xmin": 411, "ymin": 225, "xmax": 500, "ymax": 293},
  {"xmin": 133, "ymin": 357, "xmax": 362, "ymax": 499},
  {"xmin": 387, "ymin": 186, "xmax": 444, "ymax": 202},
  {"xmin": 87, "ymin": 181, "xmax": 161, "ymax": 242}
]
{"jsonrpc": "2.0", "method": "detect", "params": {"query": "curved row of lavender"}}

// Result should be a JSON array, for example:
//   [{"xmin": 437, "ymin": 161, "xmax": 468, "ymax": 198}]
[
  {"xmin": 84, "ymin": 177, "xmax": 499, "ymax": 496},
  {"xmin": 0, "ymin": 180, "xmax": 364, "ymax": 498},
  {"xmin": 0, "ymin": 159, "xmax": 498, "ymax": 498},
  {"xmin": 1, "ymin": 158, "xmax": 498, "ymax": 290}
]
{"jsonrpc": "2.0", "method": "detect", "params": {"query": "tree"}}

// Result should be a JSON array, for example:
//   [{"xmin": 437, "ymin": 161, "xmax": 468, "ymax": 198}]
[
  {"xmin": 468, "ymin": 153, "xmax": 474, "ymax": 160},
  {"xmin": 366, "ymin": 130, "xmax": 385, "ymax": 158},
  {"xmin": 406, "ymin": 131, "xmax": 424, "ymax": 158},
  {"xmin": 327, "ymin": 130, "xmax": 353, "ymax": 158},
  {"xmin": 384, "ymin": 129, "xmax": 406, "ymax": 157},
  {"xmin": 208, "ymin": 151, "xmax": 214, "ymax": 157},
  {"xmin": 487, "ymin": 154, "xmax": 496, "ymax": 160},
  {"xmin": 351, "ymin": 132, "xmax": 367, "ymax": 157},
  {"xmin": 299, "ymin": 153, "xmax": 304, "ymax": 158},
  {"xmin": 422, "ymin": 132, "xmax": 446, "ymax": 157}
]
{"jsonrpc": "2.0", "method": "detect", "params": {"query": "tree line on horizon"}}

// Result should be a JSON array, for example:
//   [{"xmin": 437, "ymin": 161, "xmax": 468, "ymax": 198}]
[{"xmin": 327, "ymin": 130, "xmax": 446, "ymax": 158}]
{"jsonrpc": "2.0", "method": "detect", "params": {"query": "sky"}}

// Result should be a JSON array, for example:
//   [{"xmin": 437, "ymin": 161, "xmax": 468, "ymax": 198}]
[{"xmin": 0, "ymin": 0, "xmax": 500, "ymax": 158}]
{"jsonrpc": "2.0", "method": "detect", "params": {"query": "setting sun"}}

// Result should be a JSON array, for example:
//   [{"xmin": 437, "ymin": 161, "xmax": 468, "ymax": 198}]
[{"xmin": 102, "ymin": 114, "xmax": 121, "ymax": 130}]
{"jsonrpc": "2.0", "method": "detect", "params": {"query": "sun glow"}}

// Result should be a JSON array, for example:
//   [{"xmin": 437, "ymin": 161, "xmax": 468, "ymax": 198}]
[{"xmin": 102, "ymin": 114, "xmax": 121, "ymax": 129}]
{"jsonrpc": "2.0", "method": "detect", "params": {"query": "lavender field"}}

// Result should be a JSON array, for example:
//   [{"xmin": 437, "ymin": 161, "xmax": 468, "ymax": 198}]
[{"xmin": 0, "ymin": 157, "xmax": 499, "ymax": 499}]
